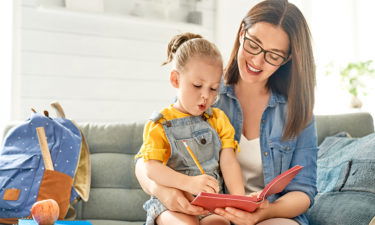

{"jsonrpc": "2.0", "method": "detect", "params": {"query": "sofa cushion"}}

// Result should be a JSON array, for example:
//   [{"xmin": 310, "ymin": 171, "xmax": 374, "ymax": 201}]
[
  {"xmin": 316, "ymin": 133, "xmax": 375, "ymax": 193},
  {"xmin": 74, "ymin": 122, "xmax": 148, "ymax": 223},
  {"xmin": 307, "ymin": 192, "xmax": 375, "ymax": 225},
  {"xmin": 307, "ymin": 132, "xmax": 375, "ymax": 225}
]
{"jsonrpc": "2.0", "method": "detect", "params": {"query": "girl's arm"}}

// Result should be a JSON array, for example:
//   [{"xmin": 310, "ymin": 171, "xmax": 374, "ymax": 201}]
[
  {"xmin": 220, "ymin": 148, "xmax": 245, "ymax": 195},
  {"xmin": 135, "ymin": 159, "xmax": 208, "ymax": 215},
  {"xmin": 143, "ymin": 159, "xmax": 219, "ymax": 195},
  {"xmin": 214, "ymin": 191, "xmax": 310, "ymax": 225}
]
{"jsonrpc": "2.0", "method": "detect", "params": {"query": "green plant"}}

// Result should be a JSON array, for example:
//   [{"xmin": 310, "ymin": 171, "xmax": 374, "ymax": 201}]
[
  {"xmin": 340, "ymin": 60, "xmax": 374, "ymax": 97},
  {"xmin": 326, "ymin": 60, "xmax": 375, "ymax": 97}
]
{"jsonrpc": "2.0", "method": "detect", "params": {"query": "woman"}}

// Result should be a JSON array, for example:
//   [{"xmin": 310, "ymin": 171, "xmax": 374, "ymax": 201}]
[{"xmin": 135, "ymin": 0, "xmax": 317, "ymax": 224}]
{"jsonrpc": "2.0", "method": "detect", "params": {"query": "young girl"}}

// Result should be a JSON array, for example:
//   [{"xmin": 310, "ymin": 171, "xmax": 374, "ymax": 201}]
[{"xmin": 135, "ymin": 33, "xmax": 244, "ymax": 225}]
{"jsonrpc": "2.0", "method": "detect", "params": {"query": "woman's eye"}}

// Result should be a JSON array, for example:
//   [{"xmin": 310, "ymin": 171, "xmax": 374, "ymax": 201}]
[
  {"xmin": 249, "ymin": 42, "xmax": 259, "ymax": 50},
  {"xmin": 269, "ymin": 53, "xmax": 281, "ymax": 60}
]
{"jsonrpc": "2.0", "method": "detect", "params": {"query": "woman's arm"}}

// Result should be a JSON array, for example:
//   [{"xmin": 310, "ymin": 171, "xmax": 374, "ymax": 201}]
[
  {"xmin": 214, "ymin": 191, "xmax": 310, "ymax": 225},
  {"xmin": 135, "ymin": 159, "xmax": 208, "ymax": 215},
  {"xmin": 220, "ymin": 148, "xmax": 245, "ymax": 195}
]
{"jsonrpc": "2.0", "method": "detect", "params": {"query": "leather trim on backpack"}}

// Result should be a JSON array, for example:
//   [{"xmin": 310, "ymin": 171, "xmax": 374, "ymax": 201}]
[{"xmin": 37, "ymin": 169, "xmax": 73, "ymax": 219}]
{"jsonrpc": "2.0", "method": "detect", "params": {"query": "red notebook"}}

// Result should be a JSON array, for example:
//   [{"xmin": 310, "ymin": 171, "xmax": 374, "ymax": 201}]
[{"xmin": 191, "ymin": 165, "xmax": 303, "ymax": 212}]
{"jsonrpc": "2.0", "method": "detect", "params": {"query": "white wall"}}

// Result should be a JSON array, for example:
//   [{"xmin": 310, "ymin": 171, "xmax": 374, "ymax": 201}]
[
  {"xmin": 13, "ymin": 0, "xmax": 216, "ymax": 123},
  {"xmin": 6, "ymin": 0, "xmax": 375, "ymax": 125},
  {"xmin": 0, "ymin": 1, "xmax": 14, "ymax": 133},
  {"xmin": 215, "ymin": 0, "xmax": 261, "ymax": 63}
]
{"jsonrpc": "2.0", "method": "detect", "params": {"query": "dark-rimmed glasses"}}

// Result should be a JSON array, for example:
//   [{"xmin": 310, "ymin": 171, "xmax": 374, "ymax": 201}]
[{"xmin": 243, "ymin": 34, "xmax": 288, "ymax": 66}]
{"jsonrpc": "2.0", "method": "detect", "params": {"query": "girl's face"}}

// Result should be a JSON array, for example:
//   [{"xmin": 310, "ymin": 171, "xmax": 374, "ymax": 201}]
[
  {"xmin": 171, "ymin": 56, "xmax": 222, "ymax": 116},
  {"xmin": 237, "ymin": 22, "xmax": 290, "ymax": 86}
]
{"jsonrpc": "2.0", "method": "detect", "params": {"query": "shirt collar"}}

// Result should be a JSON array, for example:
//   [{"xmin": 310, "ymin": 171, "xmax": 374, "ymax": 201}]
[
  {"xmin": 219, "ymin": 82, "xmax": 286, "ymax": 107},
  {"xmin": 219, "ymin": 82, "xmax": 236, "ymax": 99},
  {"xmin": 268, "ymin": 89, "xmax": 286, "ymax": 107}
]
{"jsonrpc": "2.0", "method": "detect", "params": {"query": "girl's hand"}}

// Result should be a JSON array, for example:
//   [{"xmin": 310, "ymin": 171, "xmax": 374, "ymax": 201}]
[
  {"xmin": 158, "ymin": 187, "xmax": 208, "ymax": 216},
  {"xmin": 187, "ymin": 174, "xmax": 219, "ymax": 195}
]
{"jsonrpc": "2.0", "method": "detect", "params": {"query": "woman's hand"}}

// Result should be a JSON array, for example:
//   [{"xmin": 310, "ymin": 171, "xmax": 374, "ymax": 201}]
[
  {"xmin": 214, "ymin": 191, "xmax": 310, "ymax": 224},
  {"xmin": 214, "ymin": 200, "xmax": 269, "ymax": 225},
  {"xmin": 214, "ymin": 206, "xmax": 262, "ymax": 225},
  {"xmin": 157, "ymin": 187, "xmax": 209, "ymax": 216}
]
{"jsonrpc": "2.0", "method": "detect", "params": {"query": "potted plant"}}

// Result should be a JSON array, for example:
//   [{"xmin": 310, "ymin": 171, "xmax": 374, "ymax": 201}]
[{"xmin": 325, "ymin": 60, "xmax": 374, "ymax": 108}]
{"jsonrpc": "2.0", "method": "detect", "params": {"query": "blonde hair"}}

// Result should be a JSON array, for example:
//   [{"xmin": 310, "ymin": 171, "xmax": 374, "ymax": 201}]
[
  {"xmin": 162, "ymin": 32, "xmax": 223, "ymax": 71},
  {"xmin": 225, "ymin": 0, "xmax": 315, "ymax": 140}
]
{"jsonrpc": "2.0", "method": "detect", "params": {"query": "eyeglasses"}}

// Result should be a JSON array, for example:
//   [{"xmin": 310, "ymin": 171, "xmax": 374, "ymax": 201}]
[{"xmin": 242, "ymin": 34, "xmax": 288, "ymax": 66}]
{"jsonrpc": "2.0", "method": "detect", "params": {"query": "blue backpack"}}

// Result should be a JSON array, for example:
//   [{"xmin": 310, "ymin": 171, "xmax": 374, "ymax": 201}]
[{"xmin": 0, "ymin": 102, "xmax": 90, "ymax": 224}]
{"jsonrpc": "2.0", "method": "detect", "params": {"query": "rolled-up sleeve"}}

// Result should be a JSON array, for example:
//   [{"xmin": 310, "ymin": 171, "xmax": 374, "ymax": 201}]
[{"xmin": 134, "ymin": 121, "xmax": 170, "ymax": 164}]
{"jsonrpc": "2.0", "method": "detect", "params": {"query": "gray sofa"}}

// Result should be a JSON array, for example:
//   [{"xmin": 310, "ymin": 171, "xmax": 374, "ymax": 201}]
[
  {"xmin": 73, "ymin": 112, "xmax": 374, "ymax": 225},
  {"xmin": 2, "ymin": 113, "xmax": 375, "ymax": 225}
]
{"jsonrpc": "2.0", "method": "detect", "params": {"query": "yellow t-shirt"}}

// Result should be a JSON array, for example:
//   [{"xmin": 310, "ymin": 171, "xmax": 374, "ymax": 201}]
[{"xmin": 135, "ymin": 105, "xmax": 238, "ymax": 164}]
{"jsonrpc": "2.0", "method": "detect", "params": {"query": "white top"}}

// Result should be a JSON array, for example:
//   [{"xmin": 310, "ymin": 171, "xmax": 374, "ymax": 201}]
[{"xmin": 236, "ymin": 135, "xmax": 265, "ymax": 195}]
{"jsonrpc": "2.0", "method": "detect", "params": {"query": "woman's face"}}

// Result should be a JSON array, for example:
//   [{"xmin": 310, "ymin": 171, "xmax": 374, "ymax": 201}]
[{"xmin": 237, "ymin": 22, "xmax": 290, "ymax": 86}]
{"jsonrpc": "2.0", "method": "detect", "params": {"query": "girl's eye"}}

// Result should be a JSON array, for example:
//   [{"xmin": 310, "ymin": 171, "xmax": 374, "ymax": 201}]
[
  {"xmin": 193, "ymin": 84, "xmax": 202, "ymax": 88},
  {"xmin": 210, "ymin": 88, "xmax": 217, "ymax": 91}
]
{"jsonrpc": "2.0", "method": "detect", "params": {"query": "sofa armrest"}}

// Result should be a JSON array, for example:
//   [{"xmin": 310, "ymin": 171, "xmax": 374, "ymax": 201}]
[{"xmin": 316, "ymin": 112, "xmax": 374, "ymax": 145}]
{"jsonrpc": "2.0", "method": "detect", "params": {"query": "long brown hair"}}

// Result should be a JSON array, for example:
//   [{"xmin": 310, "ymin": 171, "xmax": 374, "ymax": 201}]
[{"xmin": 225, "ymin": 0, "xmax": 315, "ymax": 140}]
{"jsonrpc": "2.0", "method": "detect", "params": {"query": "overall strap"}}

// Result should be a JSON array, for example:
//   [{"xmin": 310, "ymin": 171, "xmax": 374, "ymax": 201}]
[
  {"xmin": 149, "ymin": 111, "xmax": 163, "ymax": 122},
  {"xmin": 149, "ymin": 111, "xmax": 172, "ymax": 127},
  {"xmin": 202, "ymin": 107, "xmax": 213, "ymax": 121}
]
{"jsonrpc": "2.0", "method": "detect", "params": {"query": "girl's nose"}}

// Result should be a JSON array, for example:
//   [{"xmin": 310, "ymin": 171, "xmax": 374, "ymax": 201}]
[{"xmin": 201, "ymin": 92, "xmax": 208, "ymax": 102}]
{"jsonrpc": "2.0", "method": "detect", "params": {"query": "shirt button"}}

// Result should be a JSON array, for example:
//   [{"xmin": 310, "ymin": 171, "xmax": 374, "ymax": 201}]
[
  {"xmin": 200, "ymin": 138, "xmax": 207, "ymax": 144},
  {"xmin": 264, "ymin": 152, "xmax": 269, "ymax": 156},
  {"xmin": 261, "ymin": 119, "xmax": 266, "ymax": 123}
]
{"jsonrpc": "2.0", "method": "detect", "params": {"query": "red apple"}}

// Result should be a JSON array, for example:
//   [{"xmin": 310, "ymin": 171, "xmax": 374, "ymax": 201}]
[{"xmin": 31, "ymin": 199, "xmax": 60, "ymax": 225}]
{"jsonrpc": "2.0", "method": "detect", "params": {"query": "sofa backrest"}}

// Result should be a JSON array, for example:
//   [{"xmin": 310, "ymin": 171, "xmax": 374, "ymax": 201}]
[
  {"xmin": 315, "ymin": 112, "xmax": 374, "ymax": 145},
  {"xmin": 2, "ymin": 112, "xmax": 374, "ymax": 223}
]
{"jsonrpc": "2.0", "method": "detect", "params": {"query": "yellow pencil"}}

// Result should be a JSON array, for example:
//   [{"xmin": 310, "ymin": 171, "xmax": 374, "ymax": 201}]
[{"xmin": 182, "ymin": 140, "xmax": 205, "ymax": 174}]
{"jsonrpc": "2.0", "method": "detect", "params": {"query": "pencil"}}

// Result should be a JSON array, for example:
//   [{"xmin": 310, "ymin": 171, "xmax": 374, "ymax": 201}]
[{"xmin": 182, "ymin": 140, "xmax": 205, "ymax": 174}]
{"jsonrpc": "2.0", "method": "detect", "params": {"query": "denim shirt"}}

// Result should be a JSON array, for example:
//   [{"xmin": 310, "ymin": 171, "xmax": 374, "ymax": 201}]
[{"xmin": 214, "ymin": 84, "xmax": 318, "ymax": 225}]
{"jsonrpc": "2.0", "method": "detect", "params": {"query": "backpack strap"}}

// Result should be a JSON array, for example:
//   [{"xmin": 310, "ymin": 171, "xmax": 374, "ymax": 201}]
[{"xmin": 51, "ymin": 102, "xmax": 66, "ymax": 118}]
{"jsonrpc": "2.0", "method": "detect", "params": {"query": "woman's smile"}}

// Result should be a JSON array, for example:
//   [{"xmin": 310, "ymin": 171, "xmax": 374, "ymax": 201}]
[{"xmin": 246, "ymin": 61, "xmax": 262, "ymax": 75}]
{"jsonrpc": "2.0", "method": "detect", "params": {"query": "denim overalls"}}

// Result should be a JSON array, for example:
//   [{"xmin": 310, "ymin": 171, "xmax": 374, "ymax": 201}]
[{"xmin": 143, "ymin": 109, "xmax": 223, "ymax": 225}]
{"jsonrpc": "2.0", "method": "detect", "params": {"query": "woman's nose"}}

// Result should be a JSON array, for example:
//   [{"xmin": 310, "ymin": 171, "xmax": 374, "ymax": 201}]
[{"xmin": 251, "ymin": 53, "xmax": 265, "ymax": 67}]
